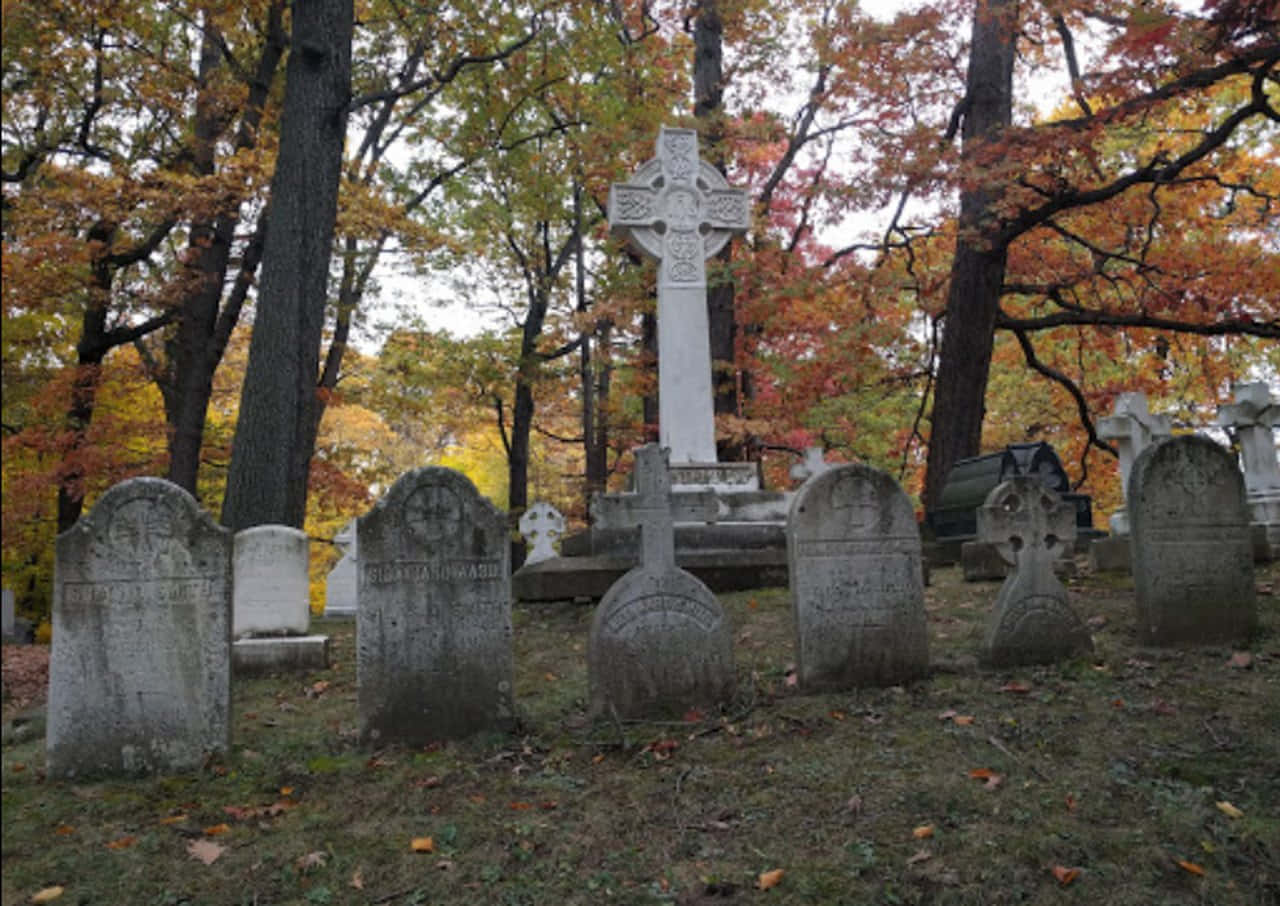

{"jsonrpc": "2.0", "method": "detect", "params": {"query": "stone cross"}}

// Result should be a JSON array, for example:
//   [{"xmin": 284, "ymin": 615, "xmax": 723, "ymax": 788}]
[
  {"xmin": 1097, "ymin": 392, "xmax": 1172, "ymax": 535},
  {"xmin": 1216, "ymin": 381, "xmax": 1280, "ymax": 497},
  {"xmin": 519, "ymin": 502, "xmax": 565, "ymax": 565},
  {"xmin": 789, "ymin": 446, "xmax": 833, "ymax": 484},
  {"xmin": 609, "ymin": 126, "xmax": 750, "ymax": 464},
  {"xmin": 629, "ymin": 444, "xmax": 677, "ymax": 569},
  {"xmin": 980, "ymin": 479, "xmax": 1078, "ymax": 573}
]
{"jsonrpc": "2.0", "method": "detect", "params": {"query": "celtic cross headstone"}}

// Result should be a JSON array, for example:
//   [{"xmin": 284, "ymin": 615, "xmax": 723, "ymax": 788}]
[{"xmin": 608, "ymin": 127, "xmax": 750, "ymax": 464}]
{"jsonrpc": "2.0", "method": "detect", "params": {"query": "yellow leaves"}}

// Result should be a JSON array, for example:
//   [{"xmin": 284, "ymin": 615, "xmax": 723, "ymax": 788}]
[
  {"xmin": 187, "ymin": 839, "xmax": 224, "ymax": 866},
  {"xmin": 30, "ymin": 887, "xmax": 64, "ymax": 904},
  {"xmin": 913, "ymin": 824, "xmax": 935, "ymax": 839},
  {"xmin": 411, "ymin": 836, "xmax": 435, "ymax": 853},
  {"xmin": 1215, "ymin": 801, "xmax": 1244, "ymax": 819},
  {"xmin": 1051, "ymin": 865, "xmax": 1080, "ymax": 885},
  {"xmin": 757, "ymin": 868, "xmax": 785, "ymax": 890}
]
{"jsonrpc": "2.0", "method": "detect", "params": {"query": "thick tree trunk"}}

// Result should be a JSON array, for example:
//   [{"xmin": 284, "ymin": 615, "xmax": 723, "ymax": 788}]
[
  {"xmin": 221, "ymin": 0, "xmax": 353, "ymax": 532},
  {"xmin": 584, "ymin": 322, "xmax": 612, "ymax": 499},
  {"xmin": 923, "ymin": 0, "xmax": 1017, "ymax": 510},
  {"xmin": 641, "ymin": 309, "xmax": 659, "ymax": 441}
]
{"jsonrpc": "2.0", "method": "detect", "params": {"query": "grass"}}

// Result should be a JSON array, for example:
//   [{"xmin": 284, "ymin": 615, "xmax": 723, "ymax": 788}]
[{"xmin": 3, "ymin": 559, "xmax": 1278, "ymax": 906}]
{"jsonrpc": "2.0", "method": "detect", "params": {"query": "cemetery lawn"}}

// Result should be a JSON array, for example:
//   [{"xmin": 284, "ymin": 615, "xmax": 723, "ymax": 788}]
[{"xmin": 3, "ymin": 562, "xmax": 1278, "ymax": 906}]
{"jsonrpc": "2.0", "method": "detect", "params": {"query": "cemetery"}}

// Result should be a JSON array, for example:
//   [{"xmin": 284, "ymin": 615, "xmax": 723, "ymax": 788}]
[{"xmin": 3, "ymin": 2, "xmax": 1279, "ymax": 903}]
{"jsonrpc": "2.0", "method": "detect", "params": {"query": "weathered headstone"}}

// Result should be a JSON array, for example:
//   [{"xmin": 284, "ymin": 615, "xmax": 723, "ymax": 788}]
[
  {"xmin": 1129, "ymin": 435, "xmax": 1257, "ymax": 645},
  {"xmin": 787, "ymin": 464, "xmax": 928, "ymax": 688},
  {"xmin": 357, "ymin": 467, "xmax": 513, "ymax": 744},
  {"xmin": 323, "ymin": 520, "xmax": 358, "ymax": 618},
  {"xmin": 519, "ymin": 502, "xmax": 566, "ymax": 565},
  {"xmin": 588, "ymin": 445, "xmax": 735, "ymax": 718},
  {"xmin": 1097, "ymin": 392, "xmax": 1173, "ymax": 536},
  {"xmin": 977, "ymin": 478, "xmax": 1092, "ymax": 666},
  {"xmin": 233, "ymin": 525, "xmax": 310, "ymax": 637},
  {"xmin": 47, "ymin": 478, "xmax": 231, "ymax": 777},
  {"xmin": 789, "ymin": 447, "xmax": 833, "ymax": 485},
  {"xmin": 1216, "ymin": 381, "xmax": 1280, "ymax": 557},
  {"xmin": 609, "ymin": 127, "xmax": 749, "ymax": 465}
]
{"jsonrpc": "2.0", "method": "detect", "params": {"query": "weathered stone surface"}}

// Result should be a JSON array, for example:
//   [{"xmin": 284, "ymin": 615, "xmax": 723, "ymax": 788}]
[
  {"xmin": 977, "ymin": 478, "xmax": 1092, "ymax": 667},
  {"xmin": 1129, "ymin": 436, "xmax": 1257, "ymax": 645},
  {"xmin": 47, "ymin": 478, "xmax": 231, "ymax": 778},
  {"xmin": 357, "ymin": 467, "xmax": 513, "ymax": 745},
  {"xmin": 233, "ymin": 525, "xmax": 310, "ymax": 638},
  {"xmin": 787, "ymin": 464, "xmax": 928, "ymax": 689},
  {"xmin": 1, "ymin": 588, "xmax": 13, "ymax": 639},
  {"xmin": 324, "ymin": 520, "xmax": 357, "ymax": 618},
  {"xmin": 588, "ymin": 445, "xmax": 735, "ymax": 718},
  {"xmin": 519, "ymin": 502, "xmax": 565, "ymax": 565},
  {"xmin": 1097, "ymin": 392, "xmax": 1172, "ymax": 535},
  {"xmin": 232, "ymin": 635, "xmax": 330, "ymax": 676},
  {"xmin": 789, "ymin": 447, "xmax": 833, "ymax": 485}
]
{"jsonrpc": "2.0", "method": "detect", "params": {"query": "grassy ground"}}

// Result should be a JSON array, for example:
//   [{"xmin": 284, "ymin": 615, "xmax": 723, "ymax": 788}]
[{"xmin": 3, "ymin": 559, "xmax": 1278, "ymax": 906}]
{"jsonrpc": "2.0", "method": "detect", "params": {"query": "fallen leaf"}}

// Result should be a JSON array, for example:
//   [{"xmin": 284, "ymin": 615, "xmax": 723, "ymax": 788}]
[
  {"xmin": 968, "ymin": 768, "xmax": 1002, "ymax": 790},
  {"xmin": 784, "ymin": 672, "xmax": 798, "ymax": 688},
  {"xmin": 308, "ymin": 680, "xmax": 330, "ymax": 697},
  {"xmin": 1215, "ymin": 801, "xmax": 1244, "ymax": 819},
  {"xmin": 591, "ymin": 754, "xmax": 606, "ymax": 764},
  {"xmin": 1152, "ymin": 699, "xmax": 1177, "ymax": 716},
  {"xmin": 1087, "ymin": 614, "xmax": 1108, "ymax": 630},
  {"xmin": 1177, "ymin": 860, "xmax": 1205, "ymax": 876},
  {"xmin": 187, "ymin": 838, "xmax": 224, "ymax": 865},
  {"xmin": 468, "ymin": 795, "xmax": 486, "ymax": 804},
  {"xmin": 350, "ymin": 868, "xmax": 364, "ymax": 890},
  {"xmin": 509, "ymin": 801, "xmax": 533, "ymax": 811},
  {"xmin": 53, "ymin": 825, "xmax": 75, "ymax": 836},
  {"xmin": 158, "ymin": 814, "xmax": 187, "ymax": 825},
  {"xmin": 952, "ymin": 715, "xmax": 975, "ymax": 726},
  {"xmin": 413, "ymin": 775, "xmax": 442, "ymax": 789},
  {"xmin": 757, "ymin": 868, "xmax": 785, "ymax": 890},
  {"xmin": 203, "ymin": 823, "xmax": 231, "ymax": 836},
  {"xmin": 12, "ymin": 762, "xmax": 26, "ymax": 773},
  {"xmin": 539, "ymin": 801, "xmax": 558, "ymax": 811},
  {"xmin": 830, "ymin": 710, "xmax": 846, "ymax": 721},
  {"xmin": 1228, "ymin": 652, "xmax": 1253, "ymax": 670},
  {"xmin": 913, "ymin": 824, "xmax": 935, "ymax": 839},
  {"xmin": 907, "ymin": 849, "xmax": 932, "ymax": 865},
  {"xmin": 411, "ymin": 836, "xmax": 435, "ymax": 853},
  {"xmin": 105, "ymin": 835, "xmax": 137, "ymax": 850},
  {"xmin": 683, "ymin": 708, "xmax": 705, "ymax": 723},
  {"xmin": 1051, "ymin": 865, "xmax": 1080, "ymax": 885},
  {"xmin": 436, "ymin": 859, "xmax": 455, "ymax": 871},
  {"xmin": 846, "ymin": 794, "xmax": 863, "ymax": 815},
  {"xmin": 279, "ymin": 786, "xmax": 294, "ymax": 797},
  {"xmin": 30, "ymin": 886, "xmax": 64, "ymax": 903},
  {"xmin": 863, "ymin": 712, "xmax": 883, "ymax": 725},
  {"xmin": 999, "ymin": 681, "xmax": 1032, "ymax": 694},
  {"xmin": 543, "ymin": 672, "xmax": 557, "ymax": 682},
  {"xmin": 1112, "ymin": 699, "xmax": 1126, "ymax": 709},
  {"xmin": 1065, "ymin": 795, "xmax": 1078, "ymax": 813},
  {"xmin": 296, "ymin": 851, "xmax": 327, "ymax": 873},
  {"xmin": 748, "ymin": 598, "xmax": 759, "ymax": 610}
]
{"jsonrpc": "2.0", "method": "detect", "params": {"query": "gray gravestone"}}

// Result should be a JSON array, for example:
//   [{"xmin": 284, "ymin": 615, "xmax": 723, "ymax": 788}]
[
  {"xmin": 1, "ymin": 588, "xmax": 13, "ymax": 639},
  {"xmin": 787, "ymin": 464, "xmax": 928, "ymax": 688},
  {"xmin": 233, "ymin": 524, "xmax": 310, "ymax": 638},
  {"xmin": 1129, "ymin": 436, "xmax": 1257, "ymax": 645},
  {"xmin": 47, "ymin": 478, "xmax": 231, "ymax": 778},
  {"xmin": 357, "ymin": 467, "xmax": 513, "ymax": 744},
  {"xmin": 519, "ymin": 502, "xmax": 565, "ymax": 565},
  {"xmin": 789, "ymin": 447, "xmax": 833, "ymax": 485},
  {"xmin": 588, "ymin": 445, "xmax": 735, "ymax": 719},
  {"xmin": 1097, "ymin": 392, "xmax": 1172, "ymax": 535},
  {"xmin": 323, "ymin": 520, "xmax": 358, "ymax": 618},
  {"xmin": 977, "ymin": 478, "xmax": 1092, "ymax": 666}
]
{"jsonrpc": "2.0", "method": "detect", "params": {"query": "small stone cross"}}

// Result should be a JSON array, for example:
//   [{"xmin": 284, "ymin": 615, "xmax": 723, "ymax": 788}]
[
  {"xmin": 979, "ymin": 478, "xmax": 1077, "ymax": 574},
  {"xmin": 608, "ymin": 127, "xmax": 750, "ymax": 464},
  {"xmin": 519, "ymin": 502, "xmax": 565, "ymax": 565},
  {"xmin": 1216, "ymin": 381, "xmax": 1280, "ymax": 496},
  {"xmin": 629, "ymin": 444, "xmax": 677, "ymax": 570},
  {"xmin": 789, "ymin": 446, "xmax": 832, "ymax": 484},
  {"xmin": 1097, "ymin": 392, "xmax": 1171, "ymax": 534}
]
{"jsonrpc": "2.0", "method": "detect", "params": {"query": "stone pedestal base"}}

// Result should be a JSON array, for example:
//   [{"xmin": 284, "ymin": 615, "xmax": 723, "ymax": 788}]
[
  {"xmin": 232, "ymin": 635, "xmax": 330, "ymax": 675},
  {"xmin": 669, "ymin": 461, "xmax": 761, "ymax": 492},
  {"xmin": 1089, "ymin": 536, "xmax": 1132, "ymax": 573}
]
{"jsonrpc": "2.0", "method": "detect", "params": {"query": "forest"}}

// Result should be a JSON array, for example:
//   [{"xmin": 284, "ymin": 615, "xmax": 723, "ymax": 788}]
[{"xmin": 3, "ymin": 0, "xmax": 1278, "ymax": 619}]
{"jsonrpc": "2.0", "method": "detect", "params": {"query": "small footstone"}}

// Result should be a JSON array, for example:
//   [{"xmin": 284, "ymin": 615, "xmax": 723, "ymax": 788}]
[
  {"xmin": 588, "ymin": 445, "xmax": 734, "ymax": 719},
  {"xmin": 978, "ymin": 478, "xmax": 1092, "ymax": 667}
]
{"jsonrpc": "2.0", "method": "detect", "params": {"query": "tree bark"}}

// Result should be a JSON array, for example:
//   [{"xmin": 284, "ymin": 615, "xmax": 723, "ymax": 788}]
[
  {"xmin": 923, "ymin": 0, "xmax": 1018, "ymax": 511},
  {"xmin": 221, "ymin": 0, "xmax": 353, "ymax": 531}
]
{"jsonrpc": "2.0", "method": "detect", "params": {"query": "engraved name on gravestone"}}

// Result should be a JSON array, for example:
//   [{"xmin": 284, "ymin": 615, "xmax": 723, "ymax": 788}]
[
  {"xmin": 787, "ymin": 464, "xmax": 928, "ymax": 688},
  {"xmin": 47, "ymin": 478, "xmax": 231, "ymax": 778},
  {"xmin": 588, "ymin": 445, "xmax": 735, "ymax": 719},
  {"xmin": 977, "ymin": 478, "xmax": 1092, "ymax": 667},
  {"xmin": 233, "ymin": 524, "xmax": 310, "ymax": 637},
  {"xmin": 519, "ymin": 502, "xmax": 565, "ymax": 565},
  {"xmin": 609, "ymin": 127, "xmax": 749, "ymax": 464},
  {"xmin": 358, "ymin": 468, "xmax": 513, "ymax": 744},
  {"xmin": 1129, "ymin": 435, "xmax": 1257, "ymax": 645}
]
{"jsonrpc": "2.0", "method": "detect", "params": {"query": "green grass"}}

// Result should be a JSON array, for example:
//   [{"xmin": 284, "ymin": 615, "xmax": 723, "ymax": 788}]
[{"xmin": 3, "ymin": 560, "xmax": 1278, "ymax": 905}]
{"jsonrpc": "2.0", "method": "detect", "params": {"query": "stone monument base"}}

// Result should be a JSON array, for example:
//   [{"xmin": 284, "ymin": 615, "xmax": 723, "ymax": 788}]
[
  {"xmin": 1089, "ymin": 536, "xmax": 1131, "ymax": 573},
  {"xmin": 232, "ymin": 635, "xmax": 331, "ymax": 675},
  {"xmin": 669, "ymin": 461, "xmax": 761, "ymax": 492},
  {"xmin": 961, "ymin": 541, "xmax": 1076, "ymax": 582}
]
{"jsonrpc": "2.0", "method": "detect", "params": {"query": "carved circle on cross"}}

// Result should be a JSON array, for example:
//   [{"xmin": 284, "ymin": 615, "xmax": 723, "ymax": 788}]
[{"xmin": 404, "ymin": 482, "xmax": 462, "ymax": 545}]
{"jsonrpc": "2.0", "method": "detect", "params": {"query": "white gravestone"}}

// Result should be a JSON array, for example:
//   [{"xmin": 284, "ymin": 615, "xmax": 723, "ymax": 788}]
[
  {"xmin": 519, "ymin": 502, "xmax": 565, "ymax": 564},
  {"xmin": 977, "ymin": 478, "xmax": 1092, "ymax": 666},
  {"xmin": 47, "ymin": 478, "xmax": 231, "ymax": 778},
  {"xmin": 1129, "ymin": 436, "xmax": 1257, "ymax": 645},
  {"xmin": 324, "ymin": 519, "xmax": 358, "ymax": 618},
  {"xmin": 1097, "ymin": 392, "xmax": 1172, "ymax": 536},
  {"xmin": 358, "ymin": 468, "xmax": 513, "ymax": 744},
  {"xmin": 588, "ymin": 445, "xmax": 735, "ymax": 719},
  {"xmin": 609, "ymin": 126, "xmax": 750, "ymax": 465},
  {"xmin": 787, "ymin": 464, "xmax": 928, "ymax": 688},
  {"xmin": 233, "ymin": 525, "xmax": 310, "ymax": 637},
  {"xmin": 1216, "ymin": 381, "xmax": 1280, "ymax": 545}
]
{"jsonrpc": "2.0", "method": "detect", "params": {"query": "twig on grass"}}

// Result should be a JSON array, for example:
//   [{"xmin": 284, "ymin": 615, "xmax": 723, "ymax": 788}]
[{"xmin": 987, "ymin": 734, "xmax": 1049, "ymax": 781}]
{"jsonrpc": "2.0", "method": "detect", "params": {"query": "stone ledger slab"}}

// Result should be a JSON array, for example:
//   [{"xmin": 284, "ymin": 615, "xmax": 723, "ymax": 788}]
[
  {"xmin": 1129, "ymin": 435, "xmax": 1257, "ymax": 646},
  {"xmin": 47, "ymin": 477, "xmax": 231, "ymax": 778},
  {"xmin": 232, "ymin": 635, "xmax": 330, "ymax": 675},
  {"xmin": 358, "ymin": 467, "xmax": 514, "ymax": 744},
  {"xmin": 787, "ymin": 464, "xmax": 928, "ymax": 689}
]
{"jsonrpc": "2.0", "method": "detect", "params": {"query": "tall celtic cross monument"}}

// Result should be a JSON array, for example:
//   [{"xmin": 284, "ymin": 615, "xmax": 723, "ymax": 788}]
[{"xmin": 609, "ymin": 126, "xmax": 750, "ymax": 466}]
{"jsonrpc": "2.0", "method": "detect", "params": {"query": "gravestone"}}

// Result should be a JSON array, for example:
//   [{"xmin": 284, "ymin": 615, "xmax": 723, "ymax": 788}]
[
  {"xmin": 977, "ymin": 478, "xmax": 1092, "ymax": 666},
  {"xmin": 357, "ymin": 467, "xmax": 513, "ymax": 744},
  {"xmin": 233, "ymin": 525, "xmax": 310, "ymax": 637},
  {"xmin": 1097, "ymin": 392, "xmax": 1173, "ymax": 536},
  {"xmin": 609, "ymin": 126, "xmax": 749, "ymax": 467},
  {"xmin": 1216, "ymin": 381, "xmax": 1280, "ymax": 558},
  {"xmin": 323, "ymin": 520, "xmax": 358, "ymax": 618},
  {"xmin": 46, "ymin": 478, "xmax": 231, "ymax": 778},
  {"xmin": 519, "ymin": 502, "xmax": 566, "ymax": 565},
  {"xmin": 588, "ymin": 445, "xmax": 735, "ymax": 719},
  {"xmin": 787, "ymin": 464, "xmax": 928, "ymax": 688},
  {"xmin": 1129, "ymin": 435, "xmax": 1257, "ymax": 645}
]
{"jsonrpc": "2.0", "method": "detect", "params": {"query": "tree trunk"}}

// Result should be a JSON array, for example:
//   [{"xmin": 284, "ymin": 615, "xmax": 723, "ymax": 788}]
[
  {"xmin": 641, "ymin": 309, "xmax": 659, "ymax": 441},
  {"xmin": 923, "ymin": 0, "xmax": 1017, "ymax": 510},
  {"xmin": 221, "ymin": 0, "xmax": 353, "ymax": 532}
]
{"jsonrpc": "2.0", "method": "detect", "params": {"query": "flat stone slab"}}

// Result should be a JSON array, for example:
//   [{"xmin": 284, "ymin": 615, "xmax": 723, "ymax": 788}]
[
  {"xmin": 232, "ymin": 635, "xmax": 330, "ymax": 675},
  {"xmin": 514, "ymin": 548, "xmax": 788, "ymax": 602}
]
